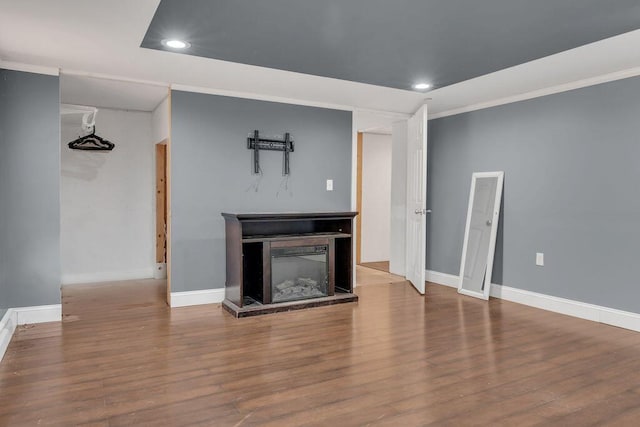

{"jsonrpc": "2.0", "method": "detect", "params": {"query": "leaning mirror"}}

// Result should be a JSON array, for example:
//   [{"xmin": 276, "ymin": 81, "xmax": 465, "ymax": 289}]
[{"xmin": 458, "ymin": 171, "xmax": 504, "ymax": 300}]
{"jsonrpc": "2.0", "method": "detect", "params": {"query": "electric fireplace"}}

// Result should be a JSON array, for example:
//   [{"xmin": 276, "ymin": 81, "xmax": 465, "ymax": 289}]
[
  {"xmin": 221, "ymin": 212, "xmax": 358, "ymax": 317},
  {"xmin": 271, "ymin": 245, "xmax": 329, "ymax": 303}
]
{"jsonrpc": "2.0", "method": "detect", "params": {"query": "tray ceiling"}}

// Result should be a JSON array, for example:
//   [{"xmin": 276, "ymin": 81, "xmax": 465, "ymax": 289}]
[{"xmin": 142, "ymin": 0, "xmax": 640, "ymax": 91}]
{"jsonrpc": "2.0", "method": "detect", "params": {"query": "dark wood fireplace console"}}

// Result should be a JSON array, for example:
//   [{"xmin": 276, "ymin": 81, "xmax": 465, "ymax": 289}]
[{"xmin": 221, "ymin": 212, "xmax": 358, "ymax": 317}]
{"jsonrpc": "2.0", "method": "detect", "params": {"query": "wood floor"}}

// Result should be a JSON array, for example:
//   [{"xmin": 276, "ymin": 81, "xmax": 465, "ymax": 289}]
[
  {"xmin": 355, "ymin": 264, "xmax": 403, "ymax": 286},
  {"xmin": 2, "ymin": 272, "xmax": 640, "ymax": 426},
  {"xmin": 359, "ymin": 261, "xmax": 390, "ymax": 273}
]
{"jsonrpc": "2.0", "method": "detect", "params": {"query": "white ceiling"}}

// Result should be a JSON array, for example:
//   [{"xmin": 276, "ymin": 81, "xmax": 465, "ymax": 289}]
[
  {"xmin": 354, "ymin": 110, "xmax": 406, "ymax": 134},
  {"xmin": 61, "ymin": 74, "xmax": 168, "ymax": 112},
  {"xmin": 1, "ymin": 0, "xmax": 639, "ymax": 118}
]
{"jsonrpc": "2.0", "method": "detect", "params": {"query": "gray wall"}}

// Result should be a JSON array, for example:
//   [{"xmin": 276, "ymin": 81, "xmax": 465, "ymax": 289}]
[
  {"xmin": 171, "ymin": 91, "xmax": 352, "ymax": 292},
  {"xmin": 0, "ymin": 69, "xmax": 61, "ymax": 308},
  {"xmin": 427, "ymin": 75, "xmax": 640, "ymax": 313}
]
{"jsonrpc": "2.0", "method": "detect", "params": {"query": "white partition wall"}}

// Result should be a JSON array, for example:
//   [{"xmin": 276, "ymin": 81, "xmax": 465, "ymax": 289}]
[
  {"xmin": 360, "ymin": 133, "xmax": 392, "ymax": 263},
  {"xmin": 60, "ymin": 109, "xmax": 156, "ymax": 284},
  {"xmin": 389, "ymin": 121, "xmax": 408, "ymax": 276}
]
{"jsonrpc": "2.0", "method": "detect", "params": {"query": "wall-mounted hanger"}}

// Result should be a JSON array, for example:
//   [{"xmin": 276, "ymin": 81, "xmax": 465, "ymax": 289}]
[
  {"xmin": 63, "ymin": 106, "xmax": 115, "ymax": 151},
  {"xmin": 68, "ymin": 126, "xmax": 115, "ymax": 151}
]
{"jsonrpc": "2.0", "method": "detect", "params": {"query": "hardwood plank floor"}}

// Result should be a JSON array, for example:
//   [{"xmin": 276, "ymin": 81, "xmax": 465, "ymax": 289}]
[
  {"xmin": 2, "ymin": 276, "xmax": 640, "ymax": 426},
  {"xmin": 360, "ymin": 261, "xmax": 390, "ymax": 273},
  {"xmin": 355, "ymin": 265, "xmax": 403, "ymax": 286}
]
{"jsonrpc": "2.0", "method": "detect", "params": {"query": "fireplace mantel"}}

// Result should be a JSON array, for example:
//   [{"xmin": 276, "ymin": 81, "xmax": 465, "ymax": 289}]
[{"xmin": 221, "ymin": 211, "xmax": 358, "ymax": 317}]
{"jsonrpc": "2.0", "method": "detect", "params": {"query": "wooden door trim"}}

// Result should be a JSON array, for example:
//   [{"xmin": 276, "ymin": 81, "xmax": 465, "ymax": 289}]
[{"xmin": 155, "ymin": 142, "xmax": 167, "ymax": 264}]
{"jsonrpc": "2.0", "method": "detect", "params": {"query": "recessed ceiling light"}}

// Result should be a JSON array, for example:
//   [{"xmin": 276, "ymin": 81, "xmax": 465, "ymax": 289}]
[
  {"xmin": 162, "ymin": 39, "xmax": 191, "ymax": 49},
  {"xmin": 413, "ymin": 82, "xmax": 432, "ymax": 90}
]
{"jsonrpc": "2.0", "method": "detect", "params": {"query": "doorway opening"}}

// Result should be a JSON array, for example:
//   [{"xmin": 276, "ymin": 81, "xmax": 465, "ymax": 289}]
[
  {"xmin": 357, "ymin": 131, "xmax": 393, "ymax": 273},
  {"xmin": 353, "ymin": 107, "xmax": 428, "ymax": 293},
  {"xmin": 59, "ymin": 74, "xmax": 171, "ymax": 316},
  {"xmin": 354, "ymin": 112, "xmax": 405, "ymax": 287}
]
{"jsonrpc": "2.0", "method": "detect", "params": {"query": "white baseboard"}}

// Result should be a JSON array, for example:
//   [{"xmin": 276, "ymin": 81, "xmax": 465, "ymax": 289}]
[
  {"xmin": 62, "ymin": 268, "xmax": 155, "ymax": 285},
  {"xmin": 0, "ymin": 310, "xmax": 18, "ymax": 363},
  {"xmin": 170, "ymin": 289, "xmax": 226, "ymax": 308},
  {"xmin": 0, "ymin": 304, "xmax": 62, "ymax": 362},
  {"xmin": 426, "ymin": 269, "xmax": 640, "ymax": 333},
  {"xmin": 14, "ymin": 304, "xmax": 62, "ymax": 325},
  {"xmin": 426, "ymin": 270, "xmax": 459, "ymax": 288}
]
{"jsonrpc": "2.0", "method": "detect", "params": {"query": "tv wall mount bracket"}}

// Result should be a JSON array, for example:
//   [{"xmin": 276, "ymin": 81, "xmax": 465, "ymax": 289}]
[{"xmin": 247, "ymin": 130, "xmax": 294, "ymax": 175}]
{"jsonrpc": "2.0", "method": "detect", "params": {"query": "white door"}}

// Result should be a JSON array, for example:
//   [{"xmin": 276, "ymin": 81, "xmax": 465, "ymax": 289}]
[
  {"xmin": 458, "ymin": 172, "xmax": 504, "ymax": 300},
  {"xmin": 405, "ymin": 105, "xmax": 428, "ymax": 294}
]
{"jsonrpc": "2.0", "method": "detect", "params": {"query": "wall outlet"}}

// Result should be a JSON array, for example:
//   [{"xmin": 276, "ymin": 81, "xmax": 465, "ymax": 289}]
[
  {"xmin": 536, "ymin": 252, "xmax": 544, "ymax": 266},
  {"xmin": 326, "ymin": 179, "xmax": 333, "ymax": 191}
]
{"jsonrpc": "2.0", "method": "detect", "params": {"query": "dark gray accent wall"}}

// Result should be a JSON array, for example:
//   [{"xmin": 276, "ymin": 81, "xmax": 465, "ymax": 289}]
[
  {"xmin": 0, "ymin": 69, "xmax": 60, "ymax": 309},
  {"xmin": 171, "ymin": 91, "xmax": 352, "ymax": 292},
  {"xmin": 427, "ymin": 75, "xmax": 640, "ymax": 313}
]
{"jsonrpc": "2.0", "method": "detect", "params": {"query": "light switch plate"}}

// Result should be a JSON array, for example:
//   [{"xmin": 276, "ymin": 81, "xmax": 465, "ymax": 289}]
[
  {"xmin": 536, "ymin": 252, "xmax": 544, "ymax": 266},
  {"xmin": 326, "ymin": 179, "xmax": 333, "ymax": 191}
]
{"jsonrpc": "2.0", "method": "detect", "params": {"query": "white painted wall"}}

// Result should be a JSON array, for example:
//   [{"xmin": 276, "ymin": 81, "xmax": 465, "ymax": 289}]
[
  {"xmin": 151, "ymin": 95, "xmax": 170, "ymax": 143},
  {"xmin": 151, "ymin": 95, "xmax": 170, "ymax": 279},
  {"xmin": 361, "ymin": 133, "xmax": 392, "ymax": 263},
  {"xmin": 60, "ymin": 108, "xmax": 155, "ymax": 284},
  {"xmin": 389, "ymin": 121, "xmax": 408, "ymax": 275}
]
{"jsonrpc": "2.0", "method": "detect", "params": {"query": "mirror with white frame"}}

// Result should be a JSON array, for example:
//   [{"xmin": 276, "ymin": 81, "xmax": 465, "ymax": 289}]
[{"xmin": 458, "ymin": 171, "xmax": 504, "ymax": 300}]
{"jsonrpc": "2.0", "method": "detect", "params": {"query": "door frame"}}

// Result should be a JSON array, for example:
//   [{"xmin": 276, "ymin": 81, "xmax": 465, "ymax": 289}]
[
  {"xmin": 155, "ymin": 90, "xmax": 172, "ymax": 306},
  {"xmin": 351, "ymin": 110, "xmax": 418, "ymax": 286},
  {"xmin": 155, "ymin": 138, "xmax": 171, "ymax": 305},
  {"xmin": 458, "ymin": 171, "xmax": 504, "ymax": 300},
  {"xmin": 155, "ymin": 141, "xmax": 168, "ymax": 267}
]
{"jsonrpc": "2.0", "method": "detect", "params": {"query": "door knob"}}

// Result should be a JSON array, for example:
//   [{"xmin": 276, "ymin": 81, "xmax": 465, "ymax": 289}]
[
  {"xmin": 486, "ymin": 219, "xmax": 493, "ymax": 226},
  {"xmin": 426, "ymin": 209, "xmax": 432, "ymax": 214},
  {"xmin": 415, "ymin": 209, "xmax": 422, "ymax": 214}
]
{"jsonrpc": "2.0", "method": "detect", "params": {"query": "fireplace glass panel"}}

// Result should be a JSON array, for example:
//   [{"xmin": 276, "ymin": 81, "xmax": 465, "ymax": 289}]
[{"xmin": 271, "ymin": 245, "xmax": 329, "ymax": 303}]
